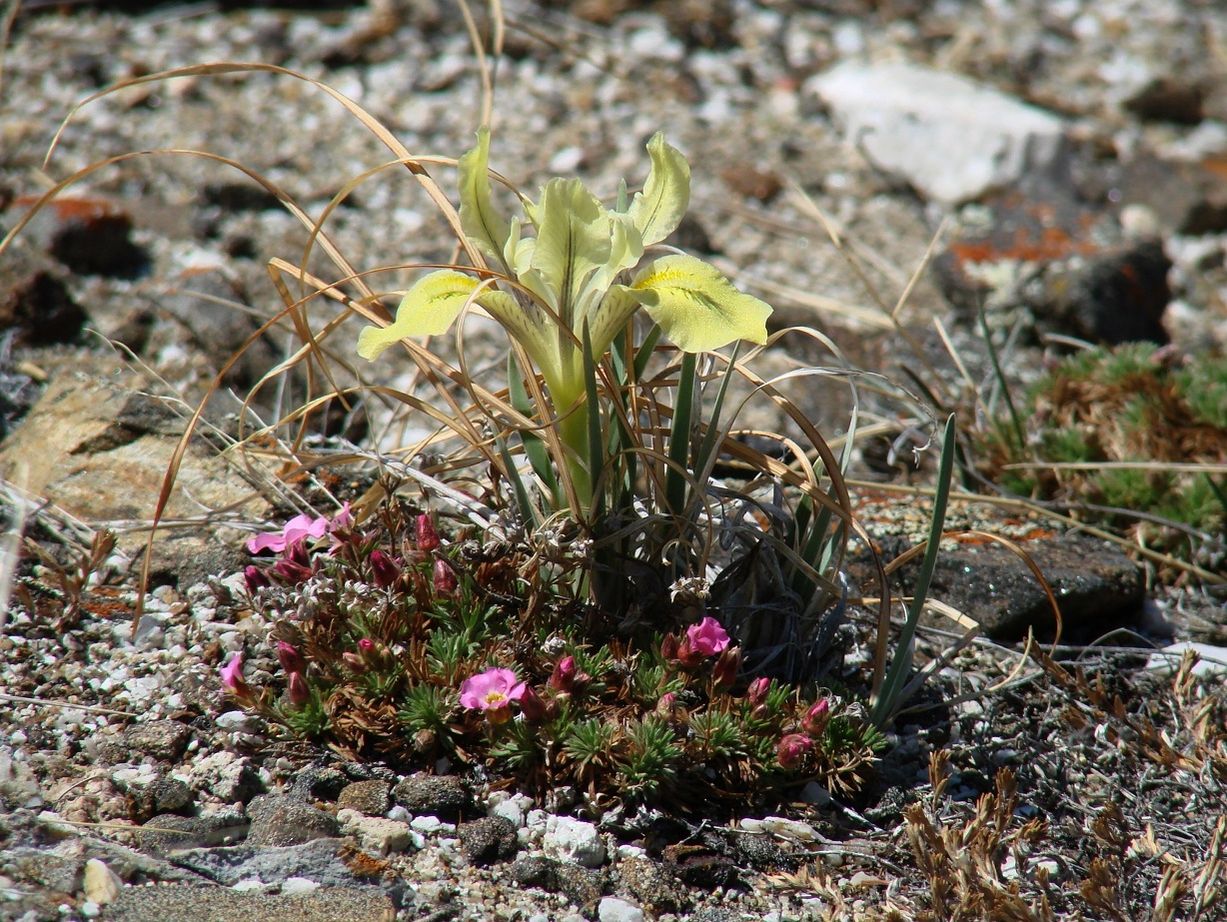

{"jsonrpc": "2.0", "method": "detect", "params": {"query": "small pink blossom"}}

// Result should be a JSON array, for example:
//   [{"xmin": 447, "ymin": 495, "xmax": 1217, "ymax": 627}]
[
  {"xmin": 220, "ymin": 652, "xmax": 250, "ymax": 698},
  {"xmin": 459, "ymin": 668, "xmax": 527, "ymax": 718},
  {"xmin": 246, "ymin": 503, "xmax": 352, "ymax": 555},
  {"xmin": 686, "ymin": 617, "xmax": 730, "ymax": 657},
  {"xmin": 776, "ymin": 733, "xmax": 813, "ymax": 769}
]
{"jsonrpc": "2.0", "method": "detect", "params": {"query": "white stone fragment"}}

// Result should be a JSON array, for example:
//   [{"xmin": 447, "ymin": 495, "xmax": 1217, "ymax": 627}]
[
  {"xmin": 807, "ymin": 62, "xmax": 1066, "ymax": 204},
  {"xmin": 1146, "ymin": 642, "xmax": 1227, "ymax": 677},
  {"xmin": 598, "ymin": 896, "xmax": 645, "ymax": 922},
  {"xmin": 543, "ymin": 815, "xmax": 606, "ymax": 868},
  {"xmin": 280, "ymin": 877, "xmax": 320, "ymax": 895},
  {"xmin": 82, "ymin": 859, "xmax": 122, "ymax": 905}
]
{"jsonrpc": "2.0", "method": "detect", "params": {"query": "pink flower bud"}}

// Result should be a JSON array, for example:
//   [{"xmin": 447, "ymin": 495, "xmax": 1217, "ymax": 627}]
[
  {"xmin": 342, "ymin": 652, "xmax": 366, "ymax": 673},
  {"xmin": 287, "ymin": 671, "xmax": 310, "ymax": 706},
  {"xmin": 712, "ymin": 646, "xmax": 741, "ymax": 690},
  {"xmin": 276, "ymin": 641, "xmax": 305, "ymax": 676},
  {"xmin": 432, "ymin": 558, "xmax": 457, "ymax": 594},
  {"xmin": 776, "ymin": 733, "xmax": 813, "ymax": 769},
  {"xmin": 368, "ymin": 550, "xmax": 401, "ymax": 589},
  {"xmin": 800, "ymin": 699, "xmax": 831, "ymax": 737},
  {"xmin": 243, "ymin": 565, "xmax": 270, "ymax": 594},
  {"xmin": 518, "ymin": 686, "xmax": 547, "ymax": 723},
  {"xmin": 746, "ymin": 677, "xmax": 771, "ymax": 707},
  {"xmin": 549, "ymin": 655, "xmax": 577, "ymax": 693},
  {"xmin": 415, "ymin": 513, "xmax": 440, "ymax": 552},
  {"xmin": 655, "ymin": 692, "xmax": 678, "ymax": 717},
  {"xmin": 660, "ymin": 633, "xmax": 679, "ymax": 662}
]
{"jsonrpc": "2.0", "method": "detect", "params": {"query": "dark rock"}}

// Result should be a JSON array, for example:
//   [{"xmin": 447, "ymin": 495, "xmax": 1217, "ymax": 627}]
[
  {"xmin": 336, "ymin": 780, "xmax": 390, "ymax": 816},
  {"xmin": 13, "ymin": 194, "xmax": 148, "ymax": 278},
  {"xmin": 246, "ymin": 794, "xmax": 340, "ymax": 847},
  {"xmin": 456, "ymin": 815, "xmax": 518, "ymax": 865},
  {"xmin": 509, "ymin": 855, "xmax": 558, "ymax": 888},
  {"xmin": 170, "ymin": 838, "xmax": 361, "ymax": 888},
  {"xmin": 921, "ymin": 533, "xmax": 1145, "ymax": 641},
  {"xmin": 104, "ymin": 882, "xmax": 396, "ymax": 922},
  {"xmin": 150, "ymin": 777, "xmax": 194, "ymax": 814},
  {"xmin": 615, "ymin": 856, "xmax": 683, "ymax": 914},
  {"xmin": 551, "ymin": 862, "xmax": 606, "ymax": 907},
  {"xmin": 0, "ymin": 257, "xmax": 89, "ymax": 347},
  {"xmin": 201, "ymin": 181, "xmax": 283, "ymax": 212},
  {"xmin": 730, "ymin": 831, "xmax": 791, "ymax": 870},
  {"xmin": 510, "ymin": 855, "xmax": 606, "ymax": 906},
  {"xmin": 936, "ymin": 182, "xmax": 1170, "ymax": 345},
  {"xmin": 1123, "ymin": 76, "xmax": 1205, "ymax": 125},
  {"xmin": 290, "ymin": 764, "xmax": 349, "ymax": 802},
  {"xmin": 391, "ymin": 774, "xmax": 470, "ymax": 820},
  {"xmin": 662, "ymin": 841, "xmax": 741, "ymax": 889},
  {"xmin": 122, "ymin": 720, "xmax": 192, "ymax": 762},
  {"xmin": 1040, "ymin": 240, "xmax": 1171, "ymax": 345}
]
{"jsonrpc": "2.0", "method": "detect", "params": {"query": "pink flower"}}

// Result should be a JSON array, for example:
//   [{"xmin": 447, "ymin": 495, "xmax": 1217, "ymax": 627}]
[
  {"xmin": 459, "ymin": 668, "xmax": 527, "ymax": 720},
  {"xmin": 220, "ymin": 652, "xmax": 251, "ymax": 698},
  {"xmin": 686, "ymin": 617, "xmax": 730, "ymax": 657},
  {"xmin": 246, "ymin": 503, "xmax": 352, "ymax": 555},
  {"xmin": 776, "ymin": 733, "xmax": 813, "ymax": 769}
]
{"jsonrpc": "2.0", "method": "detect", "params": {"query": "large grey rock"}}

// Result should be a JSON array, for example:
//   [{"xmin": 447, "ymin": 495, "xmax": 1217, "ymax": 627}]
[
  {"xmin": 169, "ymin": 838, "xmax": 363, "ymax": 888},
  {"xmin": 0, "ymin": 353, "xmax": 263, "ymax": 588},
  {"xmin": 808, "ymin": 62, "xmax": 1066, "ymax": 204}
]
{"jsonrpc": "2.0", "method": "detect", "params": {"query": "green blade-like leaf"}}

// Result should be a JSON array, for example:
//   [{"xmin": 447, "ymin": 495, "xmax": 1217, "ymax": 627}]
[
  {"xmin": 665, "ymin": 351, "xmax": 697, "ymax": 516},
  {"xmin": 870, "ymin": 414, "xmax": 957, "ymax": 727},
  {"xmin": 693, "ymin": 343, "xmax": 740, "ymax": 485},
  {"xmin": 622, "ymin": 254, "xmax": 771, "ymax": 353},
  {"xmin": 581, "ymin": 323, "xmax": 606, "ymax": 520},
  {"xmin": 357, "ymin": 269, "xmax": 478, "ymax": 360},
  {"xmin": 458, "ymin": 127, "xmax": 510, "ymax": 269},
  {"xmin": 508, "ymin": 352, "xmax": 559, "ymax": 506},
  {"xmin": 628, "ymin": 132, "xmax": 690, "ymax": 246}
]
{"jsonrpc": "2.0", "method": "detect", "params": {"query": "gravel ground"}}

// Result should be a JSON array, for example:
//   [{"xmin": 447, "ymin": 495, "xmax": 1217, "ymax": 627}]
[{"xmin": 1, "ymin": 1, "xmax": 1226, "ymax": 920}]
